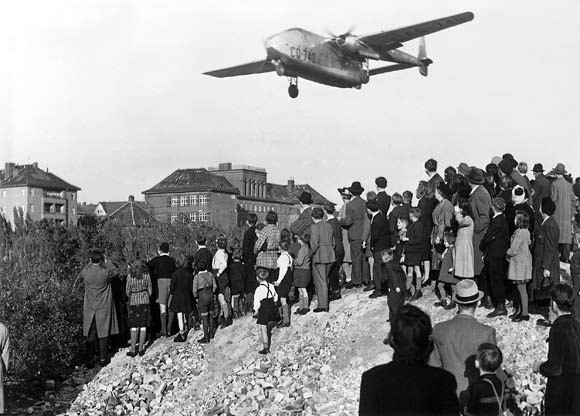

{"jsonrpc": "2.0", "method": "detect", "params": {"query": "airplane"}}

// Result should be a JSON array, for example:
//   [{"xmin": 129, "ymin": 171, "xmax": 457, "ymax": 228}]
[{"xmin": 204, "ymin": 12, "xmax": 474, "ymax": 98}]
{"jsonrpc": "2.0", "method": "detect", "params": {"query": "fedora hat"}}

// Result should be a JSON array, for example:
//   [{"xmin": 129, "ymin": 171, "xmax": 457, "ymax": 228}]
[
  {"xmin": 453, "ymin": 279, "xmax": 484, "ymax": 305},
  {"xmin": 502, "ymin": 153, "xmax": 518, "ymax": 168},
  {"xmin": 466, "ymin": 168, "xmax": 485, "ymax": 185},
  {"xmin": 498, "ymin": 159, "xmax": 514, "ymax": 175},
  {"xmin": 348, "ymin": 181, "xmax": 365, "ymax": 194},
  {"xmin": 457, "ymin": 163, "xmax": 472, "ymax": 177},
  {"xmin": 553, "ymin": 163, "xmax": 567, "ymax": 175},
  {"xmin": 298, "ymin": 191, "xmax": 312, "ymax": 204},
  {"xmin": 532, "ymin": 163, "xmax": 544, "ymax": 173}
]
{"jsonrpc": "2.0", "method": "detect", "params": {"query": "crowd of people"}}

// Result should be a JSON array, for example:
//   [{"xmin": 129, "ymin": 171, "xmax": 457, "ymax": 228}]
[{"xmin": 77, "ymin": 154, "xmax": 580, "ymax": 416}]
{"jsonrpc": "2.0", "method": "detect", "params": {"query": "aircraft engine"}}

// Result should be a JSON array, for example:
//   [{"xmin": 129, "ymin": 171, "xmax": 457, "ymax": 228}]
[
  {"xmin": 274, "ymin": 61, "xmax": 285, "ymax": 76},
  {"xmin": 336, "ymin": 36, "xmax": 380, "ymax": 60}
]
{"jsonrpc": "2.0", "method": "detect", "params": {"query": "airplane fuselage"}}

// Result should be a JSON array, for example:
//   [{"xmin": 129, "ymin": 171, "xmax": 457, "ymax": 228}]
[{"xmin": 265, "ymin": 28, "xmax": 369, "ymax": 88}]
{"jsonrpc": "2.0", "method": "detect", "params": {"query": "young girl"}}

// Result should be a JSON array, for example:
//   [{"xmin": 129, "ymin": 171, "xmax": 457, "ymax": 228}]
[
  {"xmin": 435, "ymin": 228, "xmax": 459, "ymax": 310},
  {"xmin": 212, "ymin": 237, "xmax": 231, "ymax": 329},
  {"xmin": 254, "ymin": 268, "xmax": 278, "ymax": 354},
  {"xmin": 507, "ymin": 211, "xmax": 533, "ymax": 322},
  {"xmin": 454, "ymin": 202, "xmax": 474, "ymax": 280},
  {"xmin": 405, "ymin": 208, "xmax": 427, "ymax": 301},
  {"xmin": 228, "ymin": 248, "xmax": 245, "ymax": 319},
  {"xmin": 125, "ymin": 259, "xmax": 152, "ymax": 357},
  {"xmin": 169, "ymin": 256, "xmax": 194, "ymax": 343},
  {"xmin": 293, "ymin": 233, "xmax": 312, "ymax": 315},
  {"xmin": 274, "ymin": 240, "xmax": 293, "ymax": 327}
]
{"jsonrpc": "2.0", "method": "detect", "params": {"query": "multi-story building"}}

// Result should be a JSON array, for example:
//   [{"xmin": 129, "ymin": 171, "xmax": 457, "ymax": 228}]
[
  {"xmin": 0, "ymin": 162, "xmax": 81, "ymax": 226},
  {"xmin": 143, "ymin": 163, "xmax": 332, "ymax": 230}
]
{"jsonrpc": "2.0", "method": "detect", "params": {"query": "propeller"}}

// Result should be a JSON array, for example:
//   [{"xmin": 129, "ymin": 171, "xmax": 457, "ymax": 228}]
[{"xmin": 326, "ymin": 25, "xmax": 357, "ymax": 44}]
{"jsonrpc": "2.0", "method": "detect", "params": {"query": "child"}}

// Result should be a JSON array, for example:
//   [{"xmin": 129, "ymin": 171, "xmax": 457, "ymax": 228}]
[
  {"xmin": 404, "ymin": 208, "xmax": 427, "ymax": 301},
  {"xmin": 229, "ymin": 248, "xmax": 246, "ymax": 319},
  {"xmin": 125, "ymin": 259, "xmax": 153, "ymax": 357},
  {"xmin": 402, "ymin": 190, "xmax": 413, "ymax": 220},
  {"xmin": 382, "ymin": 248, "xmax": 407, "ymax": 325},
  {"xmin": 571, "ymin": 231, "xmax": 580, "ymax": 319},
  {"xmin": 507, "ymin": 211, "xmax": 533, "ymax": 322},
  {"xmin": 396, "ymin": 216, "xmax": 409, "ymax": 265},
  {"xmin": 254, "ymin": 268, "xmax": 278, "ymax": 354},
  {"xmin": 293, "ymin": 233, "xmax": 312, "ymax": 315},
  {"xmin": 465, "ymin": 343, "xmax": 505, "ymax": 416},
  {"xmin": 388, "ymin": 193, "xmax": 407, "ymax": 246},
  {"xmin": 274, "ymin": 240, "xmax": 294, "ymax": 327},
  {"xmin": 169, "ymin": 256, "xmax": 194, "ymax": 343},
  {"xmin": 212, "ymin": 237, "xmax": 232, "ymax": 329},
  {"xmin": 435, "ymin": 227, "xmax": 459, "ymax": 310},
  {"xmin": 193, "ymin": 260, "xmax": 217, "ymax": 344},
  {"xmin": 480, "ymin": 198, "xmax": 510, "ymax": 318},
  {"xmin": 454, "ymin": 202, "xmax": 475, "ymax": 280},
  {"xmin": 242, "ymin": 214, "xmax": 258, "ymax": 314}
]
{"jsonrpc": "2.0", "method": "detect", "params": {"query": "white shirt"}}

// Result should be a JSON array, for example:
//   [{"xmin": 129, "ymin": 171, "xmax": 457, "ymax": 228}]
[
  {"xmin": 212, "ymin": 249, "xmax": 228, "ymax": 276},
  {"xmin": 541, "ymin": 215, "xmax": 550, "ymax": 226},
  {"xmin": 326, "ymin": 214, "xmax": 335, "ymax": 221},
  {"xmin": 301, "ymin": 205, "xmax": 311, "ymax": 214},
  {"xmin": 276, "ymin": 251, "xmax": 293, "ymax": 284},
  {"xmin": 470, "ymin": 185, "xmax": 479, "ymax": 195},
  {"xmin": 492, "ymin": 212, "xmax": 502, "ymax": 219},
  {"xmin": 371, "ymin": 211, "xmax": 380, "ymax": 221},
  {"xmin": 253, "ymin": 282, "xmax": 278, "ymax": 312}
]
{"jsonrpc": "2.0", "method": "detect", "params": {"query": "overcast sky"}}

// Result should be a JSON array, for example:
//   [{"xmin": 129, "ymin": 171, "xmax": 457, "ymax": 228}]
[{"xmin": 1, "ymin": 0, "xmax": 579, "ymax": 205}]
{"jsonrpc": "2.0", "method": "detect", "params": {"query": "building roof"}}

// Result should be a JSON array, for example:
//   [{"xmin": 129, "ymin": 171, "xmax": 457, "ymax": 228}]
[
  {"xmin": 0, "ymin": 163, "xmax": 81, "ymax": 191},
  {"xmin": 97, "ymin": 200, "xmax": 145, "ymax": 216},
  {"xmin": 142, "ymin": 168, "xmax": 239, "ymax": 195},
  {"xmin": 239, "ymin": 183, "xmax": 333, "ymax": 205},
  {"xmin": 96, "ymin": 198, "xmax": 157, "ymax": 227},
  {"xmin": 77, "ymin": 203, "xmax": 97, "ymax": 216}
]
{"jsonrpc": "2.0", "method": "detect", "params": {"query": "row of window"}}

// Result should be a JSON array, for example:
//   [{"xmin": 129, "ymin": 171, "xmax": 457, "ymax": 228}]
[
  {"xmin": 240, "ymin": 203, "xmax": 293, "ymax": 215},
  {"xmin": 169, "ymin": 212, "xmax": 210, "ymax": 223},
  {"xmin": 0, "ymin": 205, "xmax": 76, "ymax": 215},
  {"xmin": 0, "ymin": 189, "xmax": 76, "ymax": 200},
  {"xmin": 168, "ymin": 194, "xmax": 209, "ymax": 208}
]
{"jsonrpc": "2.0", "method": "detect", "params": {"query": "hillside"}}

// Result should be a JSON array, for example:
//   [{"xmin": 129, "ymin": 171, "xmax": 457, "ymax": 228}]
[{"xmin": 62, "ymin": 289, "xmax": 549, "ymax": 416}]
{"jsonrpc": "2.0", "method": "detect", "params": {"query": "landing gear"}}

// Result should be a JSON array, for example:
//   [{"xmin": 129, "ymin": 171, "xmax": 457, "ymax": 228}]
[{"xmin": 288, "ymin": 77, "xmax": 298, "ymax": 98}]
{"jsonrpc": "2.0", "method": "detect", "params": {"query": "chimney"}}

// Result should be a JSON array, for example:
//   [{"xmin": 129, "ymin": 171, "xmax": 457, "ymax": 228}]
[
  {"xmin": 4, "ymin": 163, "xmax": 14, "ymax": 180},
  {"xmin": 128, "ymin": 195, "xmax": 135, "ymax": 202},
  {"xmin": 218, "ymin": 162, "xmax": 232, "ymax": 171},
  {"xmin": 287, "ymin": 177, "xmax": 295, "ymax": 193}
]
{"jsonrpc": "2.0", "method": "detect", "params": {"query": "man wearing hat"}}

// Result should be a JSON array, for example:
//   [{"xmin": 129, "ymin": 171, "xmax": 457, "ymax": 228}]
[
  {"xmin": 550, "ymin": 163, "xmax": 575, "ymax": 262},
  {"xmin": 340, "ymin": 181, "xmax": 368, "ymax": 288},
  {"xmin": 289, "ymin": 191, "xmax": 314, "ymax": 241},
  {"xmin": 532, "ymin": 163, "xmax": 551, "ymax": 212},
  {"xmin": 430, "ymin": 279, "xmax": 497, "ymax": 403},
  {"xmin": 467, "ymin": 168, "xmax": 492, "ymax": 299}
]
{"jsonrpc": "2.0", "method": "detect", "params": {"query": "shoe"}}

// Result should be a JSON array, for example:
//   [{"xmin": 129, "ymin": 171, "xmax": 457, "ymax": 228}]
[
  {"xmin": 382, "ymin": 338, "xmax": 389, "ymax": 345},
  {"xmin": 138, "ymin": 350, "xmax": 145, "ymax": 357},
  {"xmin": 363, "ymin": 284, "xmax": 375, "ymax": 292},
  {"xmin": 345, "ymin": 283, "xmax": 362, "ymax": 289},
  {"xmin": 155, "ymin": 331, "xmax": 167, "ymax": 338},
  {"xmin": 313, "ymin": 308, "xmax": 329, "ymax": 313},
  {"xmin": 536, "ymin": 318, "xmax": 552, "ymax": 327},
  {"xmin": 480, "ymin": 296, "xmax": 493, "ymax": 310},
  {"xmin": 329, "ymin": 293, "xmax": 342, "ymax": 301},
  {"xmin": 126, "ymin": 349, "xmax": 137, "ymax": 358},
  {"xmin": 421, "ymin": 275, "xmax": 430, "ymax": 285},
  {"xmin": 194, "ymin": 324, "xmax": 201, "ymax": 331},
  {"xmin": 298, "ymin": 308, "xmax": 310, "ymax": 315},
  {"xmin": 173, "ymin": 333, "xmax": 186, "ymax": 343},
  {"xmin": 486, "ymin": 308, "xmax": 508, "ymax": 318},
  {"xmin": 258, "ymin": 348, "xmax": 270, "ymax": 355},
  {"xmin": 408, "ymin": 290, "xmax": 422, "ymax": 302},
  {"xmin": 197, "ymin": 336, "xmax": 210, "ymax": 344},
  {"xmin": 99, "ymin": 358, "xmax": 110, "ymax": 367},
  {"xmin": 276, "ymin": 321, "xmax": 290, "ymax": 328},
  {"xmin": 220, "ymin": 318, "xmax": 232, "ymax": 329},
  {"xmin": 405, "ymin": 291, "xmax": 413, "ymax": 301},
  {"xmin": 443, "ymin": 300, "xmax": 457, "ymax": 310},
  {"xmin": 433, "ymin": 300, "xmax": 445, "ymax": 307},
  {"xmin": 509, "ymin": 310, "xmax": 521, "ymax": 320},
  {"xmin": 512, "ymin": 314, "xmax": 530, "ymax": 322},
  {"xmin": 369, "ymin": 292, "xmax": 385, "ymax": 299}
]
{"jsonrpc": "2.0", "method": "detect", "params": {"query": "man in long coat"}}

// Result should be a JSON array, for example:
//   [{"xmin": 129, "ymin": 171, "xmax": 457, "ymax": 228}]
[
  {"xmin": 310, "ymin": 207, "xmax": 335, "ymax": 312},
  {"xmin": 82, "ymin": 249, "xmax": 119, "ymax": 367},
  {"xmin": 550, "ymin": 163, "xmax": 575, "ymax": 262},
  {"xmin": 289, "ymin": 191, "xmax": 314, "ymax": 256},
  {"xmin": 340, "ymin": 182, "xmax": 368, "ymax": 288}
]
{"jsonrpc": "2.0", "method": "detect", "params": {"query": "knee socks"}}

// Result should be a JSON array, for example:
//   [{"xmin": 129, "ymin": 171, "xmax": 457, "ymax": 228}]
[
  {"xmin": 138, "ymin": 328, "xmax": 147, "ymax": 352},
  {"xmin": 129, "ymin": 329, "xmax": 138, "ymax": 352}
]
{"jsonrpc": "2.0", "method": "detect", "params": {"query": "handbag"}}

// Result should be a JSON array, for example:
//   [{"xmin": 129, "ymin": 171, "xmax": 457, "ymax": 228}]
[{"xmin": 533, "ymin": 276, "xmax": 552, "ymax": 301}]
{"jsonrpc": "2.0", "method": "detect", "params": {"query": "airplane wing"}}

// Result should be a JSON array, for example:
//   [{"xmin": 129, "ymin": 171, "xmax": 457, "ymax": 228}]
[
  {"xmin": 369, "ymin": 64, "xmax": 415, "ymax": 76},
  {"xmin": 203, "ymin": 60, "xmax": 275, "ymax": 78},
  {"xmin": 360, "ymin": 12, "xmax": 474, "ymax": 51}
]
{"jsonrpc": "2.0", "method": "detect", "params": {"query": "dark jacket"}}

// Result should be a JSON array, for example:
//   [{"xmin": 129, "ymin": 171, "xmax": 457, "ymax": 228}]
[
  {"xmin": 418, "ymin": 196, "xmax": 436, "ymax": 240},
  {"xmin": 289, "ymin": 207, "xmax": 313, "ymax": 237},
  {"xmin": 147, "ymin": 255, "xmax": 176, "ymax": 280},
  {"xmin": 388, "ymin": 205, "xmax": 408, "ymax": 245},
  {"xmin": 359, "ymin": 361, "xmax": 459, "ymax": 416},
  {"xmin": 370, "ymin": 212, "xmax": 391, "ymax": 253},
  {"xmin": 327, "ymin": 217, "xmax": 345, "ymax": 262},
  {"xmin": 242, "ymin": 226, "xmax": 257, "ymax": 265},
  {"xmin": 340, "ymin": 196, "xmax": 367, "ymax": 242},
  {"xmin": 539, "ymin": 314, "xmax": 580, "ymax": 415},
  {"xmin": 406, "ymin": 221, "xmax": 429, "ymax": 254},
  {"xmin": 480, "ymin": 214, "xmax": 509, "ymax": 258},
  {"xmin": 169, "ymin": 267, "xmax": 193, "ymax": 313},
  {"xmin": 194, "ymin": 248, "xmax": 213, "ymax": 272},
  {"xmin": 532, "ymin": 174, "xmax": 551, "ymax": 211},
  {"xmin": 465, "ymin": 373, "xmax": 504, "ymax": 416},
  {"xmin": 376, "ymin": 191, "xmax": 392, "ymax": 216}
]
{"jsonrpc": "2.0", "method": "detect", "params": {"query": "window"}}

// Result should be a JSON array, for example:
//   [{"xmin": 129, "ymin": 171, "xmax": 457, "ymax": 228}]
[
  {"xmin": 30, "ymin": 205, "xmax": 34, "ymax": 213},
  {"xmin": 190, "ymin": 195, "xmax": 198, "ymax": 206},
  {"xmin": 22, "ymin": 189, "xmax": 26, "ymax": 196},
  {"xmin": 72, "ymin": 207, "xmax": 76, "ymax": 215},
  {"xmin": 170, "ymin": 214, "xmax": 178, "ymax": 223},
  {"xmin": 72, "ymin": 193, "xmax": 75, "ymax": 200},
  {"xmin": 30, "ymin": 189, "xmax": 34, "ymax": 196},
  {"xmin": 199, "ymin": 212, "xmax": 210, "ymax": 222},
  {"xmin": 200, "ymin": 195, "xmax": 208, "ymax": 206},
  {"xmin": 171, "ymin": 196, "xmax": 178, "ymax": 207},
  {"xmin": 189, "ymin": 212, "xmax": 197, "ymax": 222},
  {"xmin": 1, "ymin": 190, "xmax": 5, "ymax": 198},
  {"xmin": 180, "ymin": 196, "xmax": 188, "ymax": 206}
]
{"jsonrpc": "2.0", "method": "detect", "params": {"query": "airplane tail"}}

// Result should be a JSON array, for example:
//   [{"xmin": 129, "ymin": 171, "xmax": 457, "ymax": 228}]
[{"xmin": 418, "ymin": 37, "xmax": 431, "ymax": 77}]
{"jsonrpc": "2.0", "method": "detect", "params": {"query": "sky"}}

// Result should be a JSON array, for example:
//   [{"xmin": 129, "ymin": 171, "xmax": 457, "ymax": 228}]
[{"xmin": 1, "ymin": 0, "xmax": 579, "ymax": 205}]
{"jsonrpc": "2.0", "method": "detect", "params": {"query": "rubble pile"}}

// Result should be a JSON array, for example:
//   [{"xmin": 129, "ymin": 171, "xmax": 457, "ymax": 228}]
[{"xmin": 63, "ymin": 289, "xmax": 549, "ymax": 415}]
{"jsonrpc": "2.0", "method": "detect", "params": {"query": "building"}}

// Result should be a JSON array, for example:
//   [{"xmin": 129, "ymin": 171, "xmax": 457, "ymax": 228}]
[
  {"xmin": 0, "ymin": 162, "xmax": 80, "ymax": 226},
  {"xmin": 142, "ymin": 162, "xmax": 333, "ymax": 230},
  {"xmin": 94, "ymin": 196, "xmax": 157, "ymax": 227}
]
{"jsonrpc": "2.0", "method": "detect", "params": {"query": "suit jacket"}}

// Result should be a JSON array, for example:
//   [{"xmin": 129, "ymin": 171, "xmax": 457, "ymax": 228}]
[
  {"xmin": 193, "ymin": 248, "xmax": 213, "ymax": 272},
  {"xmin": 289, "ymin": 206, "xmax": 313, "ymax": 237},
  {"xmin": 359, "ymin": 361, "xmax": 459, "ymax": 416},
  {"xmin": 370, "ymin": 212, "xmax": 391, "ymax": 253},
  {"xmin": 242, "ymin": 226, "xmax": 257, "ymax": 265},
  {"xmin": 469, "ymin": 185, "xmax": 492, "ymax": 274},
  {"xmin": 327, "ymin": 217, "xmax": 345, "ymax": 261},
  {"xmin": 480, "ymin": 214, "xmax": 510, "ymax": 258},
  {"xmin": 430, "ymin": 314, "xmax": 497, "ymax": 396},
  {"xmin": 376, "ymin": 191, "xmax": 392, "ymax": 216},
  {"xmin": 427, "ymin": 173, "xmax": 445, "ymax": 196},
  {"xmin": 388, "ymin": 205, "xmax": 408, "ymax": 245},
  {"xmin": 310, "ymin": 221, "xmax": 335, "ymax": 264},
  {"xmin": 418, "ymin": 196, "xmax": 436, "ymax": 239},
  {"xmin": 532, "ymin": 174, "xmax": 551, "ymax": 211},
  {"xmin": 340, "ymin": 196, "xmax": 367, "ymax": 242},
  {"xmin": 538, "ymin": 216, "xmax": 560, "ymax": 275},
  {"xmin": 147, "ymin": 254, "xmax": 177, "ymax": 280}
]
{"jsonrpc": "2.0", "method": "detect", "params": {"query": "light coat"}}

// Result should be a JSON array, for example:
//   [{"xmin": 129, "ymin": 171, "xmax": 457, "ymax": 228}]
[
  {"xmin": 468, "ymin": 185, "xmax": 492, "ymax": 274},
  {"xmin": 551, "ymin": 177, "xmax": 575, "ymax": 244},
  {"xmin": 82, "ymin": 263, "xmax": 119, "ymax": 338},
  {"xmin": 507, "ymin": 228, "xmax": 532, "ymax": 281},
  {"xmin": 310, "ymin": 221, "xmax": 335, "ymax": 264},
  {"xmin": 340, "ymin": 196, "xmax": 367, "ymax": 242}
]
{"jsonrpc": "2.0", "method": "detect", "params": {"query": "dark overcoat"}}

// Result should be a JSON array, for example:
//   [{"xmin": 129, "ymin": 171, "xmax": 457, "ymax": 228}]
[{"xmin": 82, "ymin": 263, "xmax": 119, "ymax": 338}]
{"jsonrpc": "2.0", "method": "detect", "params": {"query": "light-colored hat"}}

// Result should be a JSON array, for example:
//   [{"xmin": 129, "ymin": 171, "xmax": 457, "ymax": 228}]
[
  {"xmin": 553, "ymin": 163, "xmax": 567, "ymax": 175},
  {"xmin": 491, "ymin": 156, "xmax": 502, "ymax": 166},
  {"xmin": 453, "ymin": 279, "xmax": 484, "ymax": 305}
]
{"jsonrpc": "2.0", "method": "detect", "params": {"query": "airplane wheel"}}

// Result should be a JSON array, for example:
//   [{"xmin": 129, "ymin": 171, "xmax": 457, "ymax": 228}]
[{"xmin": 288, "ymin": 84, "xmax": 299, "ymax": 98}]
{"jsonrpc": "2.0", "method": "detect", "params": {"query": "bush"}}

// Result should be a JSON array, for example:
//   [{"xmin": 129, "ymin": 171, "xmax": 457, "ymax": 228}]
[{"xmin": 0, "ymin": 216, "xmax": 241, "ymax": 382}]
